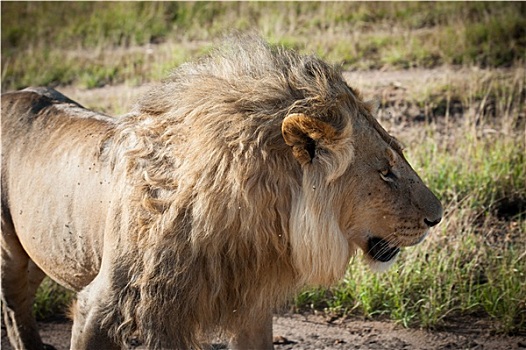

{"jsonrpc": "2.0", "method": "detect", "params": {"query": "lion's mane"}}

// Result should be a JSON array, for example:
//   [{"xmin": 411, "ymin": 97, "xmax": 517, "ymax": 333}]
[{"xmin": 100, "ymin": 35, "xmax": 358, "ymax": 348}]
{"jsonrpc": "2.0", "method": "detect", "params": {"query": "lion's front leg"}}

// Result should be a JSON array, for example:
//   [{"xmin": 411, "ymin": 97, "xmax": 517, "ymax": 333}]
[
  {"xmin": 1, "ymin": 263, "xmax": 45, "ymax": 350},
  {"xmin": 228, "ymin": 311, "xmax": 274, "ymax": 350},
  {"xmin": 1, "ymin": 217, "xmax": 49, "ymax": 350},
  {"xmin": 70, "ymin": 278, "xmax": 120, "ymax": 350}
]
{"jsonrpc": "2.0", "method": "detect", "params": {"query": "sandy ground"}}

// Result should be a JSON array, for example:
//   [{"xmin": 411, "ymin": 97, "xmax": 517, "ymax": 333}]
[{"xmin": 2, "ymin": 313, "xmax": 526, "ymax": 350}]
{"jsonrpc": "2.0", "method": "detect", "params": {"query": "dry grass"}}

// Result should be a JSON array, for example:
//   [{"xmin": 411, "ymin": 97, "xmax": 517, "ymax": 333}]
[{"xmin": 2, "ymin": 2, "xmax": 525, "ymax": 91}]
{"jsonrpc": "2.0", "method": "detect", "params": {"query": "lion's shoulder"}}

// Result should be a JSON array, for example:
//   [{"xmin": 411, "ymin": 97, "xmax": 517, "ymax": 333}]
[{"xmin": 1, "ymin": 88, "xmax": 117, "ymax": 170}]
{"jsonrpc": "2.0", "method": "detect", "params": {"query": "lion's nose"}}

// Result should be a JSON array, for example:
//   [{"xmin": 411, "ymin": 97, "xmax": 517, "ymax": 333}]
[{"xmin": 424, "ymin": 217, "xmax": 442, "ymax": 227}]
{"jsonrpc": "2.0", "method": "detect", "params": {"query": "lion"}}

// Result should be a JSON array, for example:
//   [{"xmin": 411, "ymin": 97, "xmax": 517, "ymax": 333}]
[{"xmin": 1, "ymin": 35, "xmax": 442, "ymax": 349}]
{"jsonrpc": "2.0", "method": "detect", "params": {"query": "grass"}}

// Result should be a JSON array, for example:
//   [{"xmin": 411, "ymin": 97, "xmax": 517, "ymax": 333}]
[
  {"xmin": 297, "ymin": 217, "xmax": 525, "ymax": 333},
  {"xmin": 1, "ymin": 1, "xmax": 524, "ymax": 335},
  {"xmin": 2, "ymin": 2, "xmax": 525, "ymax": 91},
  {"xmin": 33, "ymin": 278, "xmax": 75, "ymax": 321}
]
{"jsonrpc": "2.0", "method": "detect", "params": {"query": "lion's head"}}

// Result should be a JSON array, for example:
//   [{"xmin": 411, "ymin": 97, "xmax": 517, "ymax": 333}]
[
  {"xmin": 282, "ymin": 104, "xmax": 443, "ymax": 278},
  {"xmin": 280, "ymin": 91, "xmax": 443, "ymax": 285}
]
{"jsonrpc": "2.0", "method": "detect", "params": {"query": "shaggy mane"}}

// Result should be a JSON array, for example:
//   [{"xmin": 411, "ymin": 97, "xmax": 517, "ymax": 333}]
[{"xmin": 102, "ymin": 34, "xmax": 361, "ymax": 348}]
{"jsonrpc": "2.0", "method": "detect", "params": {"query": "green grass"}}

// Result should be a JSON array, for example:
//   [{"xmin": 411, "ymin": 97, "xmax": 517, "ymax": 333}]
[
  {"xmin": 33, "ymin": 278, "xmax": 74, "ymax": 321},
  {"xmin": 296, "ymin": 223, "xmax": 525, "ymax": 333},
  {"xmin": 2, "ymin": 2, "xmax": 526, "ymax": 91}
]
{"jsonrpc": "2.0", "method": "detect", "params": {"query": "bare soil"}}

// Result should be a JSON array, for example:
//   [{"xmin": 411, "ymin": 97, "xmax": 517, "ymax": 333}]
[{"xmin": 2, "ymin": 314, "xmax": 526, "ymax": 350}]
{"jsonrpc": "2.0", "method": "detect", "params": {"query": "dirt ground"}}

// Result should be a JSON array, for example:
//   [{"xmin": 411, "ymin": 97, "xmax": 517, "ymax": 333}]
[{"xmin": 2, "ymin": 313, "xmax": 525, "ymax": 350}]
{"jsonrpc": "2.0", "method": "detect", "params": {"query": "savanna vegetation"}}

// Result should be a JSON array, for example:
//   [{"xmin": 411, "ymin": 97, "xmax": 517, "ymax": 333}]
[
  {"xmin": 2, "ymin": 1, "xmax": 525, "ymax": 335},
  {"xmin": 2, "ymin": 2, "xmax": 525, "ymax": 90}
]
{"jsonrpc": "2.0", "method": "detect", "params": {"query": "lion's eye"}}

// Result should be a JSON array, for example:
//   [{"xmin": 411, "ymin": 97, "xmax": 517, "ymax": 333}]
[{"xmin": 380, "ymin": 168, "xmax": 396, "ymax": 182}]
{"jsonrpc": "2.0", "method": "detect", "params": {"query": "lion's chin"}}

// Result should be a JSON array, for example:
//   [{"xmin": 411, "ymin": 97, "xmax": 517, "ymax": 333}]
[{"xmin": 366, "ymin": 256, "xmax": 398, "ymax": 272}]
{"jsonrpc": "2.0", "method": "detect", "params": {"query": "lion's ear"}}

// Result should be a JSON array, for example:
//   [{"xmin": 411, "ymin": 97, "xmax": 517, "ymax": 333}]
[{"xmin": 282, "ymin": 113, "xmax": 337, "ymax": 165}]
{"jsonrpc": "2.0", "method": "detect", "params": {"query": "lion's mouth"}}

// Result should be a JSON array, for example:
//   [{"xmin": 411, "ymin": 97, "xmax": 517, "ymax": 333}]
[{"xmin": 367, "ymin": 237, "xmax": 400, "ymax": 262}]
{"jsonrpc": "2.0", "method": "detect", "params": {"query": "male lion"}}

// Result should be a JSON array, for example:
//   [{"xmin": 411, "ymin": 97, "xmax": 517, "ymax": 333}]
[{"xmin": 1, "ymin": 35, "xmax": 442, "ymax": 349}]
